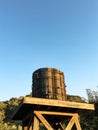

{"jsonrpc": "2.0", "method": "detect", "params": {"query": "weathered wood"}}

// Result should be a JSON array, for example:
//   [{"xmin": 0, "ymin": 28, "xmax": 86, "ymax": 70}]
[
  {"xmin": 65, "ymin": 114, "xmax": 82, "ymax": 130},
  {"xmin": 12, "ymin": 97, "xmax": 94, "ymax": 121},
  {"xmin": 33, "ymin": 111, "xmax": 82, "ymax": 130},
  {"xmin": 22, "ymin": 112, "xmax": 82, "ymax": 130},
  {"xmin": 65, "ymin": 116, "xmax": 75, "ymax": 130},
  {"xmin": 27, "ymin": 115, "xmax": 34, "ymax": 130},
  {"xmin": 34, "ymin": 111, "xmax": 54, "ymax": 130},
  {"xmin": 12, "ymin": 97, "xmax": 95, "ymax": 130},
  {"xmin": 75, "ymin": 115, "xmax": 82, "ymax": 130},
  {"xmin": 32, "ymin": 68, "xmax": 67, "ymax": 100},
  {"xmin": 23, "ymin": 97, "xmax": 94, "ymax": 110},
  {"xmin": 36, "ymin": 111, "xmax": 75, "ymax": 116},
  {"xmin": 33, "ymin": 115, "xmax": 39, "ymax": 130}
]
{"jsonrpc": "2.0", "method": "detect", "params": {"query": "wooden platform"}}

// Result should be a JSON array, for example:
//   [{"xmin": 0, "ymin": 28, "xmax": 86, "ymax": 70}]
[
  {"xmin": 12, "ymin": 97, "xmax": 94, "ymax": 120},
  {"xmin": 12, "ymin": 97, "xmax": 94, "ymax": 130}
]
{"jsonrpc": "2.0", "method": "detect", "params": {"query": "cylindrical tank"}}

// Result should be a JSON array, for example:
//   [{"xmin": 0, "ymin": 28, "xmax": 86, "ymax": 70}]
[{"xmin": 32, "ymin": 68, "xmax": 67, "ymax": 100}]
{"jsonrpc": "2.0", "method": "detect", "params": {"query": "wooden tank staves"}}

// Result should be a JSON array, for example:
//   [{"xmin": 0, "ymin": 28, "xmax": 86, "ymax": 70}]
[{"xmin": 32, "ymin": 68, "xmax": 67, "ymax": 100}]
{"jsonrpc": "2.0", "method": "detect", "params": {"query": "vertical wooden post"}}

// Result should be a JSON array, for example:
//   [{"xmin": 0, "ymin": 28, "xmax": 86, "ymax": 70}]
[
  {"xmin": 33, "ymin": 115, "xmax": 39, "ymax": 130},
  {"xmin": 34, "ymin": 111, "xmax": 54, "ymax": 130},
  {"xmin": 74, "ymin": 114, "xmax": 82, "ymax": 130},
  {"xmin": 22, "ymin": 122, "xmax": 27, "ymax": 130}
]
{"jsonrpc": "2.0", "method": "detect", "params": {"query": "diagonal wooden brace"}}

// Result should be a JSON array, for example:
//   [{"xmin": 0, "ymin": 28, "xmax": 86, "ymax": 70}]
[
  {"xmin": 33, "ymin": 111, "xmax": 82, "ymax": 130},
  {"xmin": 34, "ymin": 111, "xmax": 54, "ymax": 130},
  {"xmin": 65, "ymin": 114, "xmax": 82, "ymax": 130}
]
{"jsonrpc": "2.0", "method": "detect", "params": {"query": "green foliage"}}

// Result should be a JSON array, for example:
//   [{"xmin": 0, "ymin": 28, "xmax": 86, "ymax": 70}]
[
  {"xmin": 86, "ymin": 88, "xmax": 98, "ymax": 103},
  {"xmin": 0, "ymin": 97, "xmax": 23, "ymax": 130},
  {"xmin": 67, "ymin": 94, "xmax": 86, "ymax": 103},
  {"xmin": 0, "ymin": 123, "xmax": 22, "ymax": 130},
  {"xmin": 0, "ymin": 102, "xmax": 6, "ymax": 124},
  {"xmin": 80, "ymin": 111, "xmax": 96, "ymax": 130}
]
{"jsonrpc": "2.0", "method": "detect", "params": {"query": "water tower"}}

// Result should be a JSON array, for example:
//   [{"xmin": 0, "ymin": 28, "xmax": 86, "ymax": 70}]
[
  {"xmin": 12, "ymin": 67, "xmax": 95, "ymax": 130},
  {"xmin": 32, "ymin": 68, "xmax": 67, "ymax": 100}
]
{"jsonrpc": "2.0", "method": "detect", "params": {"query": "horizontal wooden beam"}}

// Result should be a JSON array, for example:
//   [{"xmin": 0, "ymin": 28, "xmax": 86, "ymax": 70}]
[
  {"xmin": 23, "ymin": 97, "xmax": 94, "ymax": 110},
  {"xmin": 35, "ymin": 111, "xmax": 76, "ymax": 116}
]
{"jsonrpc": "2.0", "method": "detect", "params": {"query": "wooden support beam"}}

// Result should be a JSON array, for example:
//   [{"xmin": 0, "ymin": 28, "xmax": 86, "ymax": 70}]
[
  {"xmin": 22, "ymin": 122, "xmax": 27, "ymax": 130},
  {"xmin": 74, "ymin": 115, "xmax": 82, "ymax": 130},
  {"xmin": 23, "ymin": 97, "xmax": 94, "ymax": 111},
  {"xmin": 33, "ymin": 111, "xmax": 82, "ymax": 130},
  {"xmin": 12, "ymin": 97, "xmax": 94, "ymax": 121},
  {"xmin": 36, "ymin": 111, "xmax": 75, "ymax": 116},
  {"xmin": 34, "ymin": 111, "xmax": 54, "ymax": 130},
  {"xmin": 65, "ymin": 114, "xmax": 82, "ymax": 130},
  {"xmin": 27, "ymin": 115, "xmax": 34, "ymax": 130},
  {"xmin": 65, "ymin": 116, "xmax": 75, "ymax": 130},
  {"xmin": 12, "ymin": 97, "xmax": 95, "ymax": 130},
  {"xmin": 33, "ymin": 115, "xmax": 39, "ymax": 130}
]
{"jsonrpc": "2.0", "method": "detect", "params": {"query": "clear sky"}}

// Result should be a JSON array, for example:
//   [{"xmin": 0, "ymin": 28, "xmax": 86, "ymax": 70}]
[{"xmin": 0, "ymin": 0, "xmax": 98, "ymax": 101}]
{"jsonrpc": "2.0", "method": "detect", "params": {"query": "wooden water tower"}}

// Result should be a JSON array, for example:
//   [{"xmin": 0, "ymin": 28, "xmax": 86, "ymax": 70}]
[
  {"xmin": 12, "ymin": 68, "xmax": 95, "ymax": 130},
  {"xmin": 32, "ymin": 68, "xmax": 67, "ymax": 100}
]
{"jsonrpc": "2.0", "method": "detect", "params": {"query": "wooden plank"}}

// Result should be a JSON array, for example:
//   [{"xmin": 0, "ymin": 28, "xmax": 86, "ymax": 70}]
[
  {"xmin": 33, "ymin": 115, "xmax": 39, "ymax": 130},
  {"xmin": 34, "ymin": 111, "xmax": 54, "ymax": 130},
  {"xmin": 23, "ymin": 97, "xmax": 94, "ymax": 110},
  {"xmin": 27, "ymin": 115, "xmax": 34, "ymax": 130},
  {"xmin": 65, "ymin": 116, "xmax": 75, "ymax": 130},
  {"xmin": 65, "ymin": 114, "xmax": 82, "ymax": 130},
  {"xmin": 37, "ymin": 111, "xmax": 76, "ymax": 116},
  {"xmin": 75, "ymin": 116, "xmax": 82, "ymax": 130}
]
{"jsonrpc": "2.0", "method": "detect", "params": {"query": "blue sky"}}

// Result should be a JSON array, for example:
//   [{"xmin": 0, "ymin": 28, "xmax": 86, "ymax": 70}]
[{"xmin": 0, "ymin": 0, "xmax": 98, "ymax": 101}]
